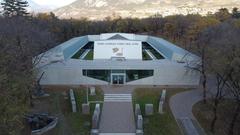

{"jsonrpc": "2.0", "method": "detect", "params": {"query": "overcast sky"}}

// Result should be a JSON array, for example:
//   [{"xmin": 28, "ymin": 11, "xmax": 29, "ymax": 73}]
[{"xmin": 32, "ymin": 0, "xmax": 76, "ymax": 7}]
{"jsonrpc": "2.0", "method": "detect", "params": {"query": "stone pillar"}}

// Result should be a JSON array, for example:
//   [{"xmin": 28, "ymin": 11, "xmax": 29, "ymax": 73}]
[
  {"xmin": 161, "ymin": 89, "xmax": 166, "ymax": 102},
  {"xmin": 72, "ymin": 101, "xmax": 77, "ymax": 113},
  {"xmin": 69, "ymin": 89, "xmax": 77, "ymax": 113},
  {"xmin": 136, "ymin": 115, "xmax": 144, "ymax": 135},
  {"xmin": 82, "ymin": 103, "xmax": 90, "ymax": 114},
  {"xmin": 90, "ymin": 129, "xmax": 99, "ymax": 135},
  {"xmin": 92, "ymin": 104, "xmax": 101, "ymax": 130},
  {"xmin": 135, "ymin": 104, "xmax": 141, "ymax": 117},
  {"xmin": 92, "ymin": 111, "xmax": 99, "ymax": 129},
  {"xmin": 158, "ymin": 101, "xmax": 164, "ymax": 114},
  {"xmin": 145, "ymin": 104, "xmax": 153, "ymax": 116},
  {"xmin": 90, "ymin": 87, "xmax": 96, "ymax": 96},
  {"xmin": 159, "ymin": 89, "xmax": 166, "ymax": 114},
  {"xmin": 136, "ymin": 129, "xmax": 144, "ymax": 135},
  {"xmin": 137, "ymin": 115, "xmax": 143, "ymax": 129},
  {"xmin": 95, "ymin": 104, "xmax": 100, "ymax": 115}
]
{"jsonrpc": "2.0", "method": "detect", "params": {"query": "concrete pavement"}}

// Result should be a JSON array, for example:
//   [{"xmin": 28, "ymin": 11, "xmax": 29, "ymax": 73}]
[
  {"xmin": 99, "ymin": 86, "xmax": 136, "ymax": 134},
  {"xmin": 169, "ymin": 76, "xmax": 217, "ymax": 135}
]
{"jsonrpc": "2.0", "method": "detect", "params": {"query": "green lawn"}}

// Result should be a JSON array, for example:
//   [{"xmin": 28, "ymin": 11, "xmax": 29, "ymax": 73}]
[
  {"xmin": 46, "ymin": 88, "xmax": 91, "ymax": 135},
  {"xmin": 84, "ymin": 50, "xmax": 93, "ymax": 60},
  {"xmin": 62, "ymin": 89, "xmax": 103, "ymax": 135},
  {"xmin": 88, "ymin": 87, "xmax": 104, "ymax": 102},
  {"xmin": 133, "ymin": 88, "xmax": 190, "ymax": 135},
  {"xmin": 30, "ymin": 86, "xmax": 103, "ymax": 135}
]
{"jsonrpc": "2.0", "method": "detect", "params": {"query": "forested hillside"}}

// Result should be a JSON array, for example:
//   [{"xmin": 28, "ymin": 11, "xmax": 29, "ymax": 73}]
[{"xmin": 53, "ymin": 0, "xmax": 240, "ymax": 19}]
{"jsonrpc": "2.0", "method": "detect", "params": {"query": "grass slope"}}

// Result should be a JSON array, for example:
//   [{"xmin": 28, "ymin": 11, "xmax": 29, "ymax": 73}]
[
  {"xmin": 133, "ymin": 88, "xmax": 189, "ymax": 135},
  {"xmin": 28, "ymin": 86, "xmax": 103, "ymax": 135}
]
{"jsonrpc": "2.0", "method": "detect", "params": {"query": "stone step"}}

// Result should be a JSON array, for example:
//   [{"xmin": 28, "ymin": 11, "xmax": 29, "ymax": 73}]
[
  {"xmin": 104, "ymin": 97, "xmax": 132, "ymax": 99},
  {"xmin": 104, "ymin": 94, "xmax": 132, "ymax": 96},
  {"xmin": 104, "ymin": 95, "xmax": 132, "ymax": 97},
  {"xmin": 100, "ymin": 133, "xmax": 136, "ymax": 135},
  {"xmin": 104, "ymin": 94, "xmax": 132, "ymax": 102},
  {"xmin": 104, "ymin": 100, "xmax": 132, "ymax": 102},
  {"xmin": 104, "ymin": 98, "xmax": 132, "ymax": 102}
]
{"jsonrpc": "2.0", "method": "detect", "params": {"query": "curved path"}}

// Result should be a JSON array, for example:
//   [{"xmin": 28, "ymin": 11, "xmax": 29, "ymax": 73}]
[
  {"xmin": 170, "ymin": 88, "xmax": 209, "ymax": 135},
  {"xmin": 170, "ymin": 76, "xmax": 216, "ymax": 119},
  {"xmin": 170, "ymin": 88, "xmax": 203, "ymax": 119},
  {"xmin": 169, "ymin": 76, "xmax": 216, "ymax": 135}
]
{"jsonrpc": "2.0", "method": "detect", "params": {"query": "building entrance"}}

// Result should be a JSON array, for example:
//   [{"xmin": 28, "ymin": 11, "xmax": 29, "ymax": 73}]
[{"xmin": 111, "ymin": 74, "xmax": 125, "ymax": 85}]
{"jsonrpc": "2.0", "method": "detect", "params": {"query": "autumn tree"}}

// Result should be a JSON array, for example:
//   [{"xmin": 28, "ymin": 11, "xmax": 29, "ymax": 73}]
[
  {"xmin": 215, "ymin": 8, "xmax": 231, "ymax": 22},
  {"xmin": 146, "ymin": 13, "xmax": 164, "ymax": 34},
  {"xmin": 185, "ymin": 15, "xmax": 219, "ymax": 50},
  {"xmin": 232, "ymin": 7, "xmax": 240, "ymax": 19}
]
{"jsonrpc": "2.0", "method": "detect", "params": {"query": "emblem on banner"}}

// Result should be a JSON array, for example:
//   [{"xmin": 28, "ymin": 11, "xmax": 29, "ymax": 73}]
[
  {"xmin": 112, "ymin": 48, "xmax": 119, "ymax": 53},
  {"xmin": 112, "ymin": 48, "xmax": 123, "ymax": 56}
]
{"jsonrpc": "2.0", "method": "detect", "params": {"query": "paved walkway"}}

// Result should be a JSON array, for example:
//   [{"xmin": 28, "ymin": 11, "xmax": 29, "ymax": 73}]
[
  {"xmin": 99, "ymin": 86, "xmax": 136, "ymax": 134},
  {"xmin": 170, "ymin": 89, "xmax": 203, "ymax": 119},
  {"xmin": 99, "ymin": 82, "xmax": 217, "ymax": 135},
  {"xmin": 99, "ymin": 102, "xmax": 136, "ymax": 133},
  {"xmin": 169, "ymin": 76, "xmax": 216, "ymax": 135},
  {"xmin": 170, "ymin": 76, "xmax": 216, "ymax": 117}
]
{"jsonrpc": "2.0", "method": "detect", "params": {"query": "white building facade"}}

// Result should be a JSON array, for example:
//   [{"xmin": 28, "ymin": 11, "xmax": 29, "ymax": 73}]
[{"xmin": 35, "ymin": 33, "xmax": 200, "ymax": 86}]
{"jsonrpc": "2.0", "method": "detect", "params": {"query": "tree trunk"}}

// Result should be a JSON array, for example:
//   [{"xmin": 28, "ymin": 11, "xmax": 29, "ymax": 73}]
[
  {"xmin": 201, "ymin": 48, "xmax": 207, "ymax": 104},
  {"xmin": 228, "ymin": 102, "xmax": 240, "ymax": 135},
  {"xmin": 202, "ymin": 73, "xmax": 207, "ymax": 104},
  {"xmin": 210, "ymin": 100, "xmax": 218, "ymax": 133}
]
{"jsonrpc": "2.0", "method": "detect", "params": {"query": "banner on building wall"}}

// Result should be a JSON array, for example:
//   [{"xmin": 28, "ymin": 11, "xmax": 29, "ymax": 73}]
[{"xmin": 94, "ymin": 40, "xmax": 142, "ymax": 60}]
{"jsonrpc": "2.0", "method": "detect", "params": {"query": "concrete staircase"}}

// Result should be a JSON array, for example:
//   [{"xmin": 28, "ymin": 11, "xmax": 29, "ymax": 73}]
[
  {"xmin": 100, "ymin": 93, "xmax": 136, "ymax": 134},
  {"xmin": 104, "ymin": 94, "xmax": 132, "ymax": 102}
]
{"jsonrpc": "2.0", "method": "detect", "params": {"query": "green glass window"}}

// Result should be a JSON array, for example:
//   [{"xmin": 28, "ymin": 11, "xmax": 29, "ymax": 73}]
[
  {"xmin": 126, "ymin": 70, "xmax": 154, "ymax": 82},
  {"xmin": 142, "ymin": 42, "xmax": 164, "ymax": 59},
  {"xmin": 83, "ymin": 70, "xmax": 111, "ymax": 82}
]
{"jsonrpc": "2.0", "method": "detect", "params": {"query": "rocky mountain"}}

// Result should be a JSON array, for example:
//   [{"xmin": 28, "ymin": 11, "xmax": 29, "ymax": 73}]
[
  {"xmin": 53, "ymin": 0, "xmax": 240, "ymax": 20},
  {"xmin": 27, "ymin": 0, "xmax": 56, "ymax": 12}
]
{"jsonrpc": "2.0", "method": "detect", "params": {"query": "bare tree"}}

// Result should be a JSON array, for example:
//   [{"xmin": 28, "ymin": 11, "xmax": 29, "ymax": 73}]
[
  {"xmin": 205, "ymin": 20, "xmax": 240, "ymax": 134},
  {"xmin": 209, "ymin": 72, "xmax": 231, "ymax": 132},
  {"xmin": 186, "ymin": 32, "xmax": 211, "ymax": 104},
  {"xmin": 227, "ymin": 57, "xmax": 240, "ymax": 135},
  {"xmin": 0, "ymin": 16, "xmax": 56, "ymax": 135}
]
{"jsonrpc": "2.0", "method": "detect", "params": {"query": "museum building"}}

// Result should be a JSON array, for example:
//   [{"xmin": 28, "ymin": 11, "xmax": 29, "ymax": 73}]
[{"xmin": 35, "ymin": 33, "xmax": 200, "ymax": 86}]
